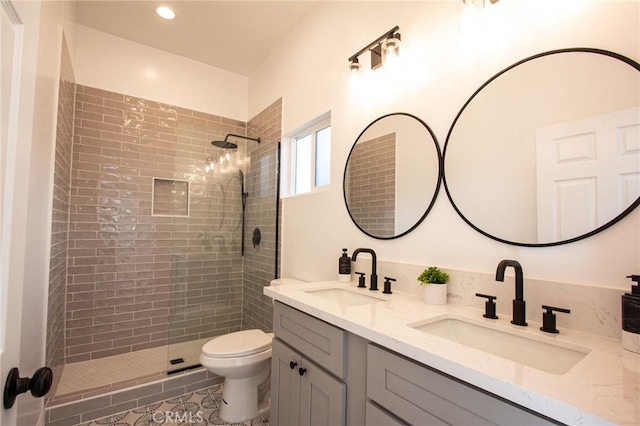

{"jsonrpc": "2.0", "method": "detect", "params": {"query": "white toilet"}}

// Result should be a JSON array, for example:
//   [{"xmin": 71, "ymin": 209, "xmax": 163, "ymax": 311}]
[
  {"xmin": 200, "ymin": 278, "xmax": 305, "ymax": 422},
  {"xmin": 200, "ymin": 329, "xmax": 274, "ymax": 422}
]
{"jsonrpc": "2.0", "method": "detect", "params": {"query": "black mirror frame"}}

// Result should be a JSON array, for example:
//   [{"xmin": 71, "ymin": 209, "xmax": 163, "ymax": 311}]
[
  {"xmin": 343, "ymin": 112, "xmax": 443, "ymax": 240},
  {"xmin": 443, "ymin": 47, "xmax": 640, "ymax": 247}
]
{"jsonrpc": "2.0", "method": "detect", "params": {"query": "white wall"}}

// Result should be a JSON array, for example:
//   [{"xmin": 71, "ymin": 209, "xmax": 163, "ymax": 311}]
[
  {"xmin": 6, "ymin": 1, "xmax": 78, "ymax": 424},
  {"xmin": 249, "ymin": 0, "xmax": 640, "ymax": 288},
  {"xmin": 73, "ymin": 25, "xmax": 249, "ymax": 121}
]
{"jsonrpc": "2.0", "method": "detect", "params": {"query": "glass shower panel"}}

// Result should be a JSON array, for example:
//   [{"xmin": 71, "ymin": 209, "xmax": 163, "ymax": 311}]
[
  {"xmin": 241, "ymin": 139, "xmax": 280, "ymax": 331},
  {"xmin": 167, "ymin": 123, "xmax": 245, "ymax": 373}
]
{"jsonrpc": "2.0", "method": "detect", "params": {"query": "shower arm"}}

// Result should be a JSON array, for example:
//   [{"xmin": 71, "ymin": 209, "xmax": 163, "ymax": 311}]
[{"xmin": 224, "ymin": 133, "xmax": 261, "ymax": 144}]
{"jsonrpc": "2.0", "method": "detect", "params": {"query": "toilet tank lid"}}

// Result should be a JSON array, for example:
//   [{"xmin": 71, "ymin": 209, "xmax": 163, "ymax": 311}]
[{"xmin": 202, "ymin": 329, "xmax": 272, "ymax": 358}]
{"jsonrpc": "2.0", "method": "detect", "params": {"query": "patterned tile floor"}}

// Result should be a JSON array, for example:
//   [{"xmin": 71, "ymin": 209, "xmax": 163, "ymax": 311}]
[{"xmin": 83, "ymin": 385, "xmax": 269, "ymax": 426}]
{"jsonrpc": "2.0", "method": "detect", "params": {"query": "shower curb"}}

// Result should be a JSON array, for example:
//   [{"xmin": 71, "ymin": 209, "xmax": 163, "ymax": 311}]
[{"xmin": 44, "ymin": 367, "xmax": 222, "ymax": 426}]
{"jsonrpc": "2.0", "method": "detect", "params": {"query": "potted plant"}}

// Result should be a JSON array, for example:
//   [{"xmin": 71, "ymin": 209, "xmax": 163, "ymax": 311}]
[{"xmin": 418, "ymin": 267, "xmax": 450, "ymax": 305}]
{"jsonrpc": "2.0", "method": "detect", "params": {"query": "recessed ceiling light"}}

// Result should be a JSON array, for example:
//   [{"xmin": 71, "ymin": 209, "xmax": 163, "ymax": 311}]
[{"xmin": 156, "ymin": 6, "xmax": 175, "ymax": 20}]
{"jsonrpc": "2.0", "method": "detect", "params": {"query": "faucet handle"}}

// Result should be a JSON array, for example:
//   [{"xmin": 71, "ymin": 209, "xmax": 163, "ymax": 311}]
[
  {"xmin": 355, "ymin": 272, "xmax": 366, "ymax": 288},
  {"xmin": 383, "ymin": 277, "xmax": 396, "ymax": 294},
  {"xmin": 540, "ymin": 305, "xmax": 571, "ymax": 334},
  {"xmin": 475, "ymin": 293, "xmax": 498, "ymax": 319}
]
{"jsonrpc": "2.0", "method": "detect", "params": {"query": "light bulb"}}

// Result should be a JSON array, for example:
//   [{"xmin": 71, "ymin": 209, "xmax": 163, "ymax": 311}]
[
  {"xmin": 156, "ymin": 6, "xmax": 175, "ymax": 20},
  {"xmin": 349, "ymin": 59, "xmax": 360, "ymax": 74},
  {"xmin": 385, "ymin": 36, "xmax": 401, "ymax": 58}
]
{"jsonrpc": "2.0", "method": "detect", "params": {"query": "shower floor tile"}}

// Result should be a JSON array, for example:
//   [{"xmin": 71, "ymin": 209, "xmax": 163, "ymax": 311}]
[
  {"xmin": 82, "ymin": 384, "xmax": 269, "ymax": 426},
  {"xmin": 55, "ymin": 338, "xmax": 211, "ymax": 398}
]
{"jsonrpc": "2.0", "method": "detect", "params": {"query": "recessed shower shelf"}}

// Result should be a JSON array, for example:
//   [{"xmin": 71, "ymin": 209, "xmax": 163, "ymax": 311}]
[{"xmin": 152, "ymin": 178, "xmax": 190, "ymax": 216}]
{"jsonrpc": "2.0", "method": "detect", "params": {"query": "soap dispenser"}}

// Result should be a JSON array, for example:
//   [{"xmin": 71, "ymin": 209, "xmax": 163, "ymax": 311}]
[
  {"xmin": 622, "ymin": 274, "xmax": 640, "ymax": 354},
  {"xmin": 338, "ymin": 249, "xmax": 351, "ymax": 283}
]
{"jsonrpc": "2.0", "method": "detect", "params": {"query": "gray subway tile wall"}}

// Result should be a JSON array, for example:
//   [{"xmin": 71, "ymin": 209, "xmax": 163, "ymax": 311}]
[
  {"xmin": 66, "ymin": 85, "xmax": 247, "ymax": 363},
  {"xmin": 242, "ymin": 99, "xmax": 283, "ymax": 332},
  {"xmin": 48, "ymin": 35, "xmax": 76, "ymax": 401},
  {"xmin": 347, "ymin": 132, "xmax": 396, "ymax": 237}
]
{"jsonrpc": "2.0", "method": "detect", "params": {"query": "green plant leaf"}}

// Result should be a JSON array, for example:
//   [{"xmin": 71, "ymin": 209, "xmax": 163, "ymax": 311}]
[{"xmin": 417, "ymin": 266, "xmax": 449, "ymax": 285}]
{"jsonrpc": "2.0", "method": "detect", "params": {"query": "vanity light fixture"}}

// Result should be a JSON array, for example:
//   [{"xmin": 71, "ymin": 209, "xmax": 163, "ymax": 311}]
[
  {"xmin": 156, "ymin": 6, "xmax": 175, "ymax": 20},
  {"xmin": 348, "ymin": 26, "xmax": 401, "ymax": 72},
  {"xmin": 349, "ymin": 57, "xmax": 361, "ymax": 74}
]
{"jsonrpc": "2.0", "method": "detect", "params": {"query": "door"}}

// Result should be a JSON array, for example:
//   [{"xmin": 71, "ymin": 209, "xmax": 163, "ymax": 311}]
[
  {"xmin": 1, "ymin": 0, "xmax": 44, "ymax": 425},
  {"xmin": 536, "ymin": 107, "xmax": 640, "ymax": 241}
]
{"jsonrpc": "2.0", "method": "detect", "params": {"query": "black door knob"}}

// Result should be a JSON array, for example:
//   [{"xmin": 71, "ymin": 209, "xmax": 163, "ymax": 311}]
[
  {"xmin": 3, "ymin": 367, "xmax": 53, "ymax": 409},
  {"xmin": 289, "ymin": 361, "xmax": 297, "ymax": 370},
  {"xmin": 298, "ymin": 367, "xmax": 307, "ymax": 376}
]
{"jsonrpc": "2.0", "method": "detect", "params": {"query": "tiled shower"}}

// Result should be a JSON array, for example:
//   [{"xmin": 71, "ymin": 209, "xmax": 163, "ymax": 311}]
[{"xmin": 45, "ymin": 36, "xmax": 281, "ymax": 423}]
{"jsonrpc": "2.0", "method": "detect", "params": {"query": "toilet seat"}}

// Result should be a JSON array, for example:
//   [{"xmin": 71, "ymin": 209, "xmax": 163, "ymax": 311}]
[{"xmin": 202, "ymin": 329, "xmax": 272, "ymax": 358}]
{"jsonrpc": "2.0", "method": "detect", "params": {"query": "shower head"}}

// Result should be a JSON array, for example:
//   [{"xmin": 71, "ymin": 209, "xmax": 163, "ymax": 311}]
[
  {"xmin": 210, "ymin": 133, "xmax": 261, "ymax": 147},
  {"xmin": 212, "ymin": 140, "xmax": 238, "ymax": 149},
  {"xmin": 238, "ymin": 169, "xmax": 244, "ymax": 182}
]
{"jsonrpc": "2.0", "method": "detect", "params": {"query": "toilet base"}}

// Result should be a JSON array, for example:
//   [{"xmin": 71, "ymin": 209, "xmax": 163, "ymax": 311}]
[{"xmin": 219, "ymin": 369, "xmax": 270, "ymax": 423}]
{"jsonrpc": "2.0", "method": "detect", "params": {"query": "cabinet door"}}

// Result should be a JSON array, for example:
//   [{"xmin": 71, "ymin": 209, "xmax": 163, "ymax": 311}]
[
  {"xmin": 271, "ymin": 339, "xmax": 301, "ymax": 426},
  {"xmin": 365, "ymin": 401, "xmax": 407, "ymax": 426},
  {"xmin": 299, "ymin": 358, "xmax": 347, "ymax": 426}
]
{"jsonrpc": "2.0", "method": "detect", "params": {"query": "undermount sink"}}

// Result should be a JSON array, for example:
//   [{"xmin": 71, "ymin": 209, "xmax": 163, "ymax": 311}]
[
  {"xmin": 304, "ymin": 287, "xmax": 386, "ymax": 307},
  {"xmin": 409, "ymin": 316, "xmax": 590, "ymax": 375}
]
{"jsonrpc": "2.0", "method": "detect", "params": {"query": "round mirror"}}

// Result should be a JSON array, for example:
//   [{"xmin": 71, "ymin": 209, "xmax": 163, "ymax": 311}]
[
  {"xmin": 444, "ymin": 48, "xmax": 640, "ymax": 246},
  {"xmin": 344, "ymin": 113, "xmax": 442, "ymax": 239}
]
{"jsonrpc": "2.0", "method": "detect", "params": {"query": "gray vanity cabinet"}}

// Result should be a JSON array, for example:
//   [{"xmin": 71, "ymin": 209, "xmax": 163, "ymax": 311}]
[
  {"xmin": 271, "ymin": 338, "xmax": 345, "ymax": 426},
  {"xmin": 270, "ymin": 301, "xmax": 555, "ymax": 425},
  {"xmin": 365, "ymin": 401, "xmax": 407, "ymax": 425},
  {"xmin": 366, "ymin": 344, "xmax": 557, "ymax": 425},
  {"xmin": 271, "ymin": 301, "xmax": 351, "ymax": 426}
]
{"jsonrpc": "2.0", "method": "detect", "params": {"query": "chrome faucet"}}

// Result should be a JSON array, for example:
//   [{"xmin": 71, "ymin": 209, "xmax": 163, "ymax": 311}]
[
  {"xmin": 352, "ymin": 248, "xmax": 378, "ymax": 291},
  {"xmin": 495, "ymin": 259, "xmax": 527, "ymax": 326}
]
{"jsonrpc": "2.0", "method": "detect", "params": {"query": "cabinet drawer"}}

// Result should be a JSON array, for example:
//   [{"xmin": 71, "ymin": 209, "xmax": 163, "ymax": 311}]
[
  {"xmin": 367, "ymin": 344, "xmax": 556, "ymax": 426},
  {"xmin": 273, "ymin": 302, "xmax": 346, "ymax": 378}
]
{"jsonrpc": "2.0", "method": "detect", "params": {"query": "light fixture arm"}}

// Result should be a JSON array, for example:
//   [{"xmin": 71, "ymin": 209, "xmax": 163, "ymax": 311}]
[{"xmin": 348, "ymin": 26, "xmax": 400, "ymax": 63}]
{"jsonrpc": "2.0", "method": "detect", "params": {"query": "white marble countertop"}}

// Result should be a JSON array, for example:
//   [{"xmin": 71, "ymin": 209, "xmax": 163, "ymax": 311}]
[{"xmin": 264, "ymin": 280, "xmax": 640, "ymax": 425}]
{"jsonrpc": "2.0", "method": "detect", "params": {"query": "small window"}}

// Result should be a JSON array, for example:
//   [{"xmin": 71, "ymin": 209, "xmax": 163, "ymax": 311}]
[{"xmin": 289, "ymin": 116, "xmax": 331, "ymax": 196}]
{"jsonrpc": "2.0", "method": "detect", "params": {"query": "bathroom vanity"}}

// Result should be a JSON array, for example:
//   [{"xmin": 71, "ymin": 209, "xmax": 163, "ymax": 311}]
[
  {"xmin": 270, "ymin": 301, "xmax": 368, "ymax": 426},
  {"xmin": 265, "ymin": 281, "xmax": 640, "ymax": 425}
]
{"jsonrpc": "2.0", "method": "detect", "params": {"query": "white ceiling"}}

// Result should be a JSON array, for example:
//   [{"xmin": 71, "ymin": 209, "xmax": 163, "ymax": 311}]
[{"xmin": 74, "ymin": 1, "xmax": 319, "ymax": 76}]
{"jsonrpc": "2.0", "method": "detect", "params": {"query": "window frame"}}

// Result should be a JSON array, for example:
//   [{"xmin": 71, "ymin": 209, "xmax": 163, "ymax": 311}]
[{"xmin": 287, "ymin": 115, "xmax": 332, "ymax": 197}]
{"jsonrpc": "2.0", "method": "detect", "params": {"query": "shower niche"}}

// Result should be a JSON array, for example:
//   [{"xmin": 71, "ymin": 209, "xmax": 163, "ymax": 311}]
[{"xmin": 152, "ymin": 178, "xmax": 190, "ymax": 217}]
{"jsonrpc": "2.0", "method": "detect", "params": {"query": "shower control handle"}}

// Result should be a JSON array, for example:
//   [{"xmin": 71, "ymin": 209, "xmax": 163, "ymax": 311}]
[
  {"xmin": 252, "ymin": 228, "xmax": 261, "ymax": 248},
  {"xmin": 289, "ymin": 361, "xmax": 297, "ymax": 370},
  {"xmin": 298, "ymin": 367, "xmax": 307, "ymax": 376}
]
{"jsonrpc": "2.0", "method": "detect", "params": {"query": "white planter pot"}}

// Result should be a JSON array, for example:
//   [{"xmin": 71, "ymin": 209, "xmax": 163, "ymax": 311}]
[{"xmin": 422, "ymin": 283, "xmax": 448, "ymax": 305}]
